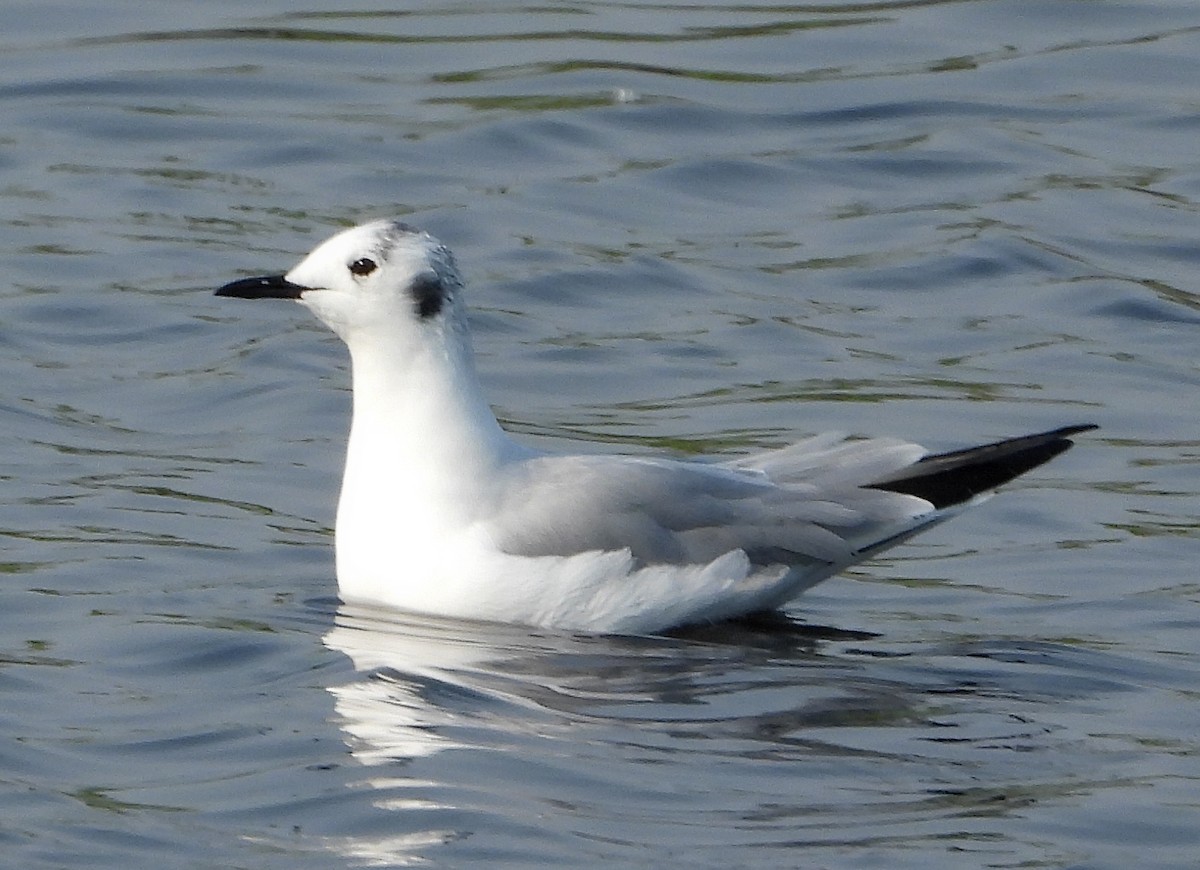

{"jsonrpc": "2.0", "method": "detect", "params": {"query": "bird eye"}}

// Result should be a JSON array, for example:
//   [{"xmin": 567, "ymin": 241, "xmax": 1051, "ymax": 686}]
[{"xmin": 348, "ymin": 257, "xmax": 377, "ymax": 277}]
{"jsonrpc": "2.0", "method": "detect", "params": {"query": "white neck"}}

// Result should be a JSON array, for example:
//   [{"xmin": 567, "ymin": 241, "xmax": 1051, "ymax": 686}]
[
  {"xmin": 333, "ymin": 324, "xmax": 522, "ymax": 591},
  {"xmin": 344, "ymin": 329, "xmax": 514, "ymax": 499}
]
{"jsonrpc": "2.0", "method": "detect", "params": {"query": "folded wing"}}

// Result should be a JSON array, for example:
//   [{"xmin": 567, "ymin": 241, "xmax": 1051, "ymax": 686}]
[{"xmin": 487, "ymin": 425, "xmax": 1095, "ymax": 574}]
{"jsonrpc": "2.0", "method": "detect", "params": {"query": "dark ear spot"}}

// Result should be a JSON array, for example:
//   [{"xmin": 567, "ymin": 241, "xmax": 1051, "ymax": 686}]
[{"xmin": 410, "ymin": 273, "xmax": 446, "ymax": 319}]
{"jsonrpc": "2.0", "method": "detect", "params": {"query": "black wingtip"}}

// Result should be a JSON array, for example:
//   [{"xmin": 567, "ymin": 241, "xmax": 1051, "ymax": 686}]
[{"xmin": 867, "ymin": 423, "xmax": 1098, "ymax": 510}]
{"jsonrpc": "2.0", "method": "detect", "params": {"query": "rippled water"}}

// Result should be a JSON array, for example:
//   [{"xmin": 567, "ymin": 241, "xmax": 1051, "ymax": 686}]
[{"xmin": 3, "ymin": 1, "xmax": 1199, "ymax": 867}]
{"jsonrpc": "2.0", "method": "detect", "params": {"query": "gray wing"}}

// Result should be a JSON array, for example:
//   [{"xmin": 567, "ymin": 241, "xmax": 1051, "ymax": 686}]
[{"xmin": 486, "ymin": 438, "xmax": 931, "ymax": 569}]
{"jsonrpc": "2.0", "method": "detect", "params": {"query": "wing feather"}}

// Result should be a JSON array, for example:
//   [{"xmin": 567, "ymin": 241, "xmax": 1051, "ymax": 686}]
[{"xmin": 486, "ymin": 439, "xmax": 934, "ymax": 569}]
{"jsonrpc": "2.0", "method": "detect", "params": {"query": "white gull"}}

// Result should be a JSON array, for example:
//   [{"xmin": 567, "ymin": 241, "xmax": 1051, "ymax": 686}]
[{"xmin": 217, "ymin": 218, "xmax": 1095, "ymax": 634}]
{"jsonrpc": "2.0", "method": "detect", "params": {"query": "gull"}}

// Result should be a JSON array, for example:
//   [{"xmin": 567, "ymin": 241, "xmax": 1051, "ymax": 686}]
[{"xmin": 217, "ymin": 219, "xmax": 1095, "ymax": 634}]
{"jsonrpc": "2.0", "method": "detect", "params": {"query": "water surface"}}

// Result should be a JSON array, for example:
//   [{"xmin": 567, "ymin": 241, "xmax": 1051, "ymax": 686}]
[{"xmin": 2, "ymin": 1, "xmax": 1198, "ymax": 867}]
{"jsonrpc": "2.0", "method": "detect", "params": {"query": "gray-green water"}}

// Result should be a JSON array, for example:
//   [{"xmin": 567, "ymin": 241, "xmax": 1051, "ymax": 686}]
[{"xmin": 3, "ymin": 2, "xmax": 1198, "ymax": 867}]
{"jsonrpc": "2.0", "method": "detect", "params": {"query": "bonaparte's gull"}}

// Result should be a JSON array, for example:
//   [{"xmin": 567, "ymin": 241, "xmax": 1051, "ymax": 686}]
[{"xmin": 217, "ymin": 219, "xmax": 1095, "ymax": 634}]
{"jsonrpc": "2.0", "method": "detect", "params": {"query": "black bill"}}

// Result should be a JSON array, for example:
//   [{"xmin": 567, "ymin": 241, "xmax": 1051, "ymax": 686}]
[{"xmin": 215, "ymin": 274, "xmax": 309, "ymax": 299}]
